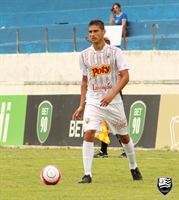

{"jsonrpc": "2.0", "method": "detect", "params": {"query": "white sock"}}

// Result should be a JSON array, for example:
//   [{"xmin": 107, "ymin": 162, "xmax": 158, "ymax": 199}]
[
  {"xmin": 122, "ymin": 138, "xmax": 137, "ymax": 170},
  {"xmin": 82, "ymin": 141, "xmax": 94, "ymax": 177}
]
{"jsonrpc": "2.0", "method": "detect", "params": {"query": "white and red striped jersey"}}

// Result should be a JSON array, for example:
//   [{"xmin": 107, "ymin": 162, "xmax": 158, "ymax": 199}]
[{"xmin": 79, "ymin": 44, "xmax": 129, "ymax": 104}]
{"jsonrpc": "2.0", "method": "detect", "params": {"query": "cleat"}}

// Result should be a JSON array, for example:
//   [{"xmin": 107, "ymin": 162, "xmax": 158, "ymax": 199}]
[
  {"xmin": 78, "ymin": 175, "xmax": 92, "ymax": 183},
  {"xmin": 131, "ymin": 167, "xmax": 143, "ymax": 181},
  {"xmin": 93, "ymin": 150, "xmax": 108, "ymax": 158},
  {"xmin": 118, "ymin": 152, "xmax": 127, "ymax": 158}
]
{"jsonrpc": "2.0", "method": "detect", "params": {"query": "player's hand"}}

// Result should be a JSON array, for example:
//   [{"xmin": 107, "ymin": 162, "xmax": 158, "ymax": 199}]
[
  {"xmin": 72, "ymin": 106, "xmax": 84, "ymax": 120},
  {"xmin": 100, "ymin": 94, "xmax": 114, "ymax": 107}
]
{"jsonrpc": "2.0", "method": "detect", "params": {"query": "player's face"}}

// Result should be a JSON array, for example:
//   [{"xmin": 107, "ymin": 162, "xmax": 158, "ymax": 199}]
[{"xmin": 88, "ymin": 25, "xmax": 106, "ymax": 44}]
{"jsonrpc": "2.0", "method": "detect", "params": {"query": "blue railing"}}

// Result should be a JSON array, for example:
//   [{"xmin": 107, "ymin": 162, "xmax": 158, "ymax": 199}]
[{"xmin": 0, "ymin": 24, "xmax": 179, "ymax": 54}]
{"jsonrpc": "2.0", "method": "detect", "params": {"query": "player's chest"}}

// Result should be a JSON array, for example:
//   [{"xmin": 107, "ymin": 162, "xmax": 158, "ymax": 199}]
[{"xmin": 84, "ymin": 52, "xmax": 115, "ymax": 68}]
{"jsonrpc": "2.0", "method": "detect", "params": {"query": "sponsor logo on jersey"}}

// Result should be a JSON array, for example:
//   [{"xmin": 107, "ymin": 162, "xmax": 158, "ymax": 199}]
[
  {"xmin": 92, "ymin": 83, "xmax": 112, "ymax": 91},
  {"xmin": 91, "ymin": 64, "xmax": 111, "ymax": 78}
]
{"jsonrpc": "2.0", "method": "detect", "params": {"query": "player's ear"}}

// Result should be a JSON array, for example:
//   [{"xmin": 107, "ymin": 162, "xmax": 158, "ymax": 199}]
[{"xmin": 103, "ymin": 29, "xmax": 106, "ymax": 36}]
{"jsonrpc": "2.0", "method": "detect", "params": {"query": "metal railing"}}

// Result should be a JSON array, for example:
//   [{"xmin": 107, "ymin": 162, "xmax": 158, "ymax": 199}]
[{"xmin": 0, "ymin": 24, "xmax": 179, "ymax": 54}]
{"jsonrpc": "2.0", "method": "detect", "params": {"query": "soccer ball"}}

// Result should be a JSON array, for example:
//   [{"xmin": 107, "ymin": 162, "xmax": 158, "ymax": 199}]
[{"xmin": 40, "ymin": 165, "xmax": 61, "ymax": 185}]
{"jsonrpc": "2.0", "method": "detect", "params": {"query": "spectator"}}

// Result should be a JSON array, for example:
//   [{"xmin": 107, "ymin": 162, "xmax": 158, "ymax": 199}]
[{"xmin": 109, "ymin": 2, "xmax": 128, "ymax": 50}]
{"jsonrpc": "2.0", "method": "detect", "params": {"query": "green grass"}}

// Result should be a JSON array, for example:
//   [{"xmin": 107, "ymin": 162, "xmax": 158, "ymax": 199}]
[{"xmin": 0, "ymin": 147, "xmax": 178, "ymax": 200}]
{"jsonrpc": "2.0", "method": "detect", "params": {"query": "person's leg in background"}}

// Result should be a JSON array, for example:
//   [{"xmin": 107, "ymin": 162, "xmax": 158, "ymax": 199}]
[
  {"xmin": 93, "ymin": 139, "xmax": 109, "ymax": 158},
  {"xmin": 116, "ymin": 134, "xmax": 127, "ymax": 158},
  {"xmin": 94, "ymin": 135, "xmax": 127, "ymax": 158},
  {"xmin": 122, "ymin": 26, "xmax": 127, "ymax": 50}
]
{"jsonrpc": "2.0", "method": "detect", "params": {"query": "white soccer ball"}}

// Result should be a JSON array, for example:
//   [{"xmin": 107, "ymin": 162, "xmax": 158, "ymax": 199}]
[{"xmin": 40, "ymin": 165, "xmax": 61, "ymax": 185}]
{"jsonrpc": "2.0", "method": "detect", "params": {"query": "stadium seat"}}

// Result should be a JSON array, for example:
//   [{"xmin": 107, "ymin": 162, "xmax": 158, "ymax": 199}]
[{"xmin": 0, "ymin": 0, "xmax": 178, "ymax": 53}]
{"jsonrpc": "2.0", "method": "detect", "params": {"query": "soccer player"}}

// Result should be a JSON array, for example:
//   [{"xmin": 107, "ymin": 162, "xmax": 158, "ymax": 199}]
[
  {"xmin": 86, "ymin": 36, "xmax": 127, "ymax": 158},
  {"xmin": 72, "ymin": 19, "xmax": 142, "ymax": 183}
]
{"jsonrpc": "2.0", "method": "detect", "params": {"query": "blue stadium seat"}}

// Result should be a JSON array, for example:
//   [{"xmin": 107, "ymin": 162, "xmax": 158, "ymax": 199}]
[{"xmin": 0, "ymin": 0, "xmax": 179, "ymax": 53}]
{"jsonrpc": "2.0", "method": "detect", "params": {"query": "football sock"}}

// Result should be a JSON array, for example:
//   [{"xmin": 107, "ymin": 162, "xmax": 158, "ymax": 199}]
[
  {"xmin": 83, "ymin": 141, "xmax": 94, "ymax": 177},
  {"xmin": 122, "ymin": 138, "xmax": 137, "ymax": 170},
  {"xmin": 101, "ymin": 141, "xmax": 108, "ymax": 154}
]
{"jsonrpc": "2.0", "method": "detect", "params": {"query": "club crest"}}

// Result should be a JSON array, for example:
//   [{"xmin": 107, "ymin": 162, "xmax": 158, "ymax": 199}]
[
  {"xmin": 157, "ymin": 177, "xmax": 173, "ymax": 195},
  {"xmin": 106, "ymin": 53, "xmax": 111, "ymax": 58},
  {"xmin": 85, "ymin": 117, "xmax": 90, "ymax": 124}
]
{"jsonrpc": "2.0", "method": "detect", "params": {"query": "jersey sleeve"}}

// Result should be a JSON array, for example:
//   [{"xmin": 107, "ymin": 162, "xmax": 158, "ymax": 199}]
[
  {"xmin": 115, "ymin": 48, "xmax": 129, "ymax": 71},
  {"xmin": 121, "ymin": 13, "xmax": 128, "ymax": 20},
  {"xmin": 79, "ymin": 53, "xmax": 87, "ymax": 76}
]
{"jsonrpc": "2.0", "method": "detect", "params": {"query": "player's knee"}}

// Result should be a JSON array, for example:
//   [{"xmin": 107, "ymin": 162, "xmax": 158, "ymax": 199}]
[
  {"xmin": 84, "ymin": 130, "xmax": 95, "ymax": 142},
  {"xmin": 118, "ymin": 134, "xmax": 130, "ymax": 144}
]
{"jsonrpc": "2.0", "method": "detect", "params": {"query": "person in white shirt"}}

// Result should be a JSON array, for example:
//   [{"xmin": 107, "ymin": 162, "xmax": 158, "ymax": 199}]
[
  {"xmin": 85, "ymin": 36, "xmax": 127, "ymax": 158},
  {"xmin": 72, "ymin": 19, "xmax": 142, "ymax": 183}
]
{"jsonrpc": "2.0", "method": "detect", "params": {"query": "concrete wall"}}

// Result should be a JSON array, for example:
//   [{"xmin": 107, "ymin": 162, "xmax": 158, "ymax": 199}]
[{"xmin": 1, "ymin": 51, "xmax": 178, "ymax": 95}]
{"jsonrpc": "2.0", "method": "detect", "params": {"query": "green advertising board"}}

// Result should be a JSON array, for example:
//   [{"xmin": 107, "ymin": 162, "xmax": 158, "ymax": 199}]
[
  {"xmin": 37, "ymin": 100, "xmax": 53, "ymax": 144},
  {"xmin": 129, "ymin": 100, "xmax": 147, "ymax": 145},
  {"xmin": 0, "ymin": 95, "xmax": 27, "ymax": 145}
]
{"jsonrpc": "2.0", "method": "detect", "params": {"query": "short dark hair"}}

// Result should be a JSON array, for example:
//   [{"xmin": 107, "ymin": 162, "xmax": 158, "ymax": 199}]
[{"xmin": 88, "ymin": 19, "xmax": 105, "ymax": 30}]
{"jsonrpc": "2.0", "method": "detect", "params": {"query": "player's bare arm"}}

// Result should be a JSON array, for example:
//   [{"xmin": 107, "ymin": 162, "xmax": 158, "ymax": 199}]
[
  {"xmin": 72, "ymin": 75, "xmax": 87, "ymax": 120},
  {"xmin": 100, "ymin": 70, "xmax": 129, "ymax": 107}
]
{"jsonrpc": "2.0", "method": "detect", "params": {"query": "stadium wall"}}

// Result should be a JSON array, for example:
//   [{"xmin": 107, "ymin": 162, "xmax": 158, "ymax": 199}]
[
  {"xmin": 0, "ymin": 51, "xmax": 178, "ymax": 149},
  {"xmin": 0, "ymin": 51, "xmax": 178, "ymax": 95}
]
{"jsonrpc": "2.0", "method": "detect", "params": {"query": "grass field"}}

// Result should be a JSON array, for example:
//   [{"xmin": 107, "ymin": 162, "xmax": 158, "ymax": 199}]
[{"xmin": 0, "ymin": 146, "xmax": 178, "ymax": 200}]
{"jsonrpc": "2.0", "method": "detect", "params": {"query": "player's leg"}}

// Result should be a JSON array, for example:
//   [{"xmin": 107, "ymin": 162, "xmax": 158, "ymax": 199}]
[
  {"xmin": 117, "ymin": 134, "xmax": 142, "ymax": 180},
  {"xmin": 118, "ymin": 91, "xmax": 127, "ymax": 157},
  {"xmin": 78, "ymin": 104, "xmax": 103, "ymax": 183},
  {"xmin": 78, "ymin": 129, "xmax": 95, "ymax": 183},
  {"xmin": 106, "ymin": 103, "xmax": 143, "ymax": 181}
]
